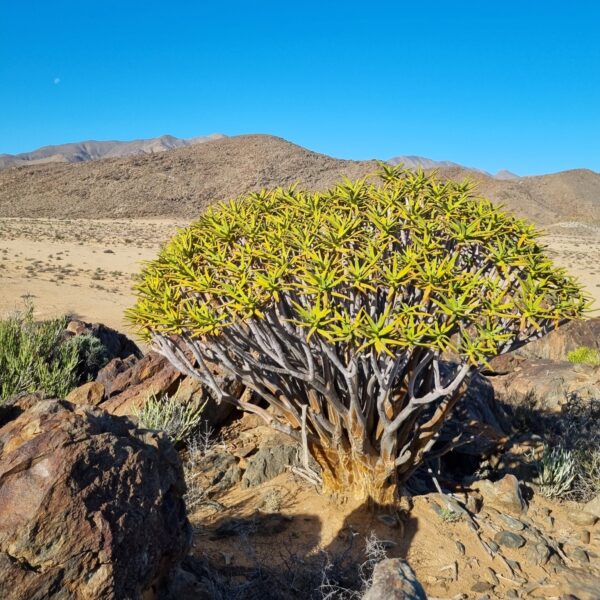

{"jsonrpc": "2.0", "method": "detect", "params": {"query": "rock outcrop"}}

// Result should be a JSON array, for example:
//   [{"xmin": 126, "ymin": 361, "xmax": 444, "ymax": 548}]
[
  {"xmin": 68, "ymin": 349, "xmax": 243, "ymax": 429},
  {"xmin": 0, "ymin": 398, "xmax": 190, "ymax": 600}
]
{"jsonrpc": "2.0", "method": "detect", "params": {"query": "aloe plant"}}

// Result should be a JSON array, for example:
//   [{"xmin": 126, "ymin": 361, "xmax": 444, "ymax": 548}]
[{"xmin": 128, "ymin": 165, "xmax": 587, "ymax": 503}]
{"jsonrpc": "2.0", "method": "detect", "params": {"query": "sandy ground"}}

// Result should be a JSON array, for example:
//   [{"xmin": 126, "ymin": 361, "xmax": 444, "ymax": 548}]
[
  {"xmin": 1, "ymin": 219, "xmax": 599, "ymax": 340},
  {"xmin": 0, "ymin": 218, "xmax": 185, "ymax": 339}
]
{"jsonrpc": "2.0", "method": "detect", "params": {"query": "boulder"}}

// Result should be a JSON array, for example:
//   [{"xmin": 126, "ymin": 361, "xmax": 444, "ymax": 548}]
[
  {"xmin": 363, "ymin": 558, "xmax": 427, "ymax": 600},
  {"xmin": 486, "ymin": 359, "xmax": 600, "ymax": 411},
  {"xmin": 515, "ymin": 318, "xmax": 600, "ymax": 362},
  {"xmin": 241, "ymin": 440, "xmax": 301, "ymax": 488},
  {"xmin": 175, "ymin": 373, "xmax": 240, "ymax": 428},
  {"xmin": 96, "ymin": 351, "xmax": 242, "ymax": 428},
  {"xmin": 443, "ymin": 371, "xmax": 510, "ymax": 455},
  {"xmin": 98, "ymin": 352, "xmax": 181, "ymax": 416},
  {"xmin": 0, "ymin": 398, "xmax": 190, "ymax": 599}
]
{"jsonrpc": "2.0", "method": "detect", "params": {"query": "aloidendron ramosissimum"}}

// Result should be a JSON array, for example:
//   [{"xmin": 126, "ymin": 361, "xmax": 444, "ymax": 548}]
[{"xmin": 128, "ymin": 165, "xmax": 587, "ymax": 503}]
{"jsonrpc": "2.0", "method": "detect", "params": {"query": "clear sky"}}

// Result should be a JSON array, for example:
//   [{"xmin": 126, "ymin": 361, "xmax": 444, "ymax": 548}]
[{"xmin": 1, "ymin": 1, "xmax": 599, "ymax": 175}]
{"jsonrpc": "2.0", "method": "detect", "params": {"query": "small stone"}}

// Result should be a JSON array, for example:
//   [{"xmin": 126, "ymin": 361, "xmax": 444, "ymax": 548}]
[
  {"xmin": 526, "ymin": 542, "xmax": 551, "ymax": 566},
  {"xmin": 583, "ymin": 493, "xmax": 600, "ymax": 518},
  {"xmin": 455, "ymin": 541, "xmax": 466, "ymax": 555},
  {"xmin": 466, "ymin": 493, "xmax": 482, "ymax": 514},
  {"xmin": 570, "ymin": 547, "xmax": 589, "ymax": 563},
  {"xmin": 363, "ymin": 558, "xmax": 427, "ymax": 600},
  {"xmin": 494, "ymin": 530, "xmax": 526, "ymax": 549},
  {"xmin": 488, "ymin": 540, "xmax": 499, "ymax": 553},
  {"xmin": 506, "ymin": 590, "xmax": 519, "ymax": 599},
  {"xmin": 498, "ymin": 513, "xmax": 526, "ymax": 531},
  {"xmin": 471, "ymin": 581, "xmax": 494, "ymax": 593},
  {"xmin": 485, "ymin": 567, "xmax": 499, "ymax": 585},
  {"xmin": 568, "ymin": 510, "xmax": 597, "ymax": 527},
  {"xmin": 579, "ymin": 529, "xmax": 591, "ymax": 545},
  {"xmin": 541, "ymin": 514, "xmax": 554, "ymax": 529}
]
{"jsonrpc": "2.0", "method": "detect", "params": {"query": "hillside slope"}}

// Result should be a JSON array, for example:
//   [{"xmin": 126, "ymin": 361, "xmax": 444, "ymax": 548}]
[
  {"xmin": 1, "ymin": 134, "xmax": 599, "ymax": 224},
  {"xmin": 0, "ymin": 135, "xmax": 375, "ymax": 219}
]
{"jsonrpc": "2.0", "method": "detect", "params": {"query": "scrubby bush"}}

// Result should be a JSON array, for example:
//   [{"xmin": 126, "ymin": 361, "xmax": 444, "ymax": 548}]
[
  {"xmin": 128, "ymin": 166, "xmax": 586, "ymax": 502},
  {"xmin": 134, "ymin": 391, "xmax": 205, "ymax": 446},
  {"xmin": 567, "ymin": 345, "xmax": 600, "ymax": 365},
  {"xmin": 0, "ymin": 303, "xmax": 104, "ymax": 402}
]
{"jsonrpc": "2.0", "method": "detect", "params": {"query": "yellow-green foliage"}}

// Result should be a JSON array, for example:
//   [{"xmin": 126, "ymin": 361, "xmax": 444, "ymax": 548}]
[
  {"xmin": 129, "ymin": 166, "xmax": 586, "ymax": 364},
  {"xmin": 567, "ymin": 346, "xmax": 600, "ymax": 365},
  {"xmin": 127, "ymin": 167, "xmax": 589, "ymax": 500}
]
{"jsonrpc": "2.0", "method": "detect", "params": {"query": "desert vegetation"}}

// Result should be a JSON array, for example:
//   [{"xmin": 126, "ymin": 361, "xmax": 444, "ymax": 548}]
[
  {"xmin": 129, "ymin": 166, "xmax": 587, "ymax": 503},
  {"xmin": 0, "ymin": 303, "xmax": 108, "ymax": 402}
]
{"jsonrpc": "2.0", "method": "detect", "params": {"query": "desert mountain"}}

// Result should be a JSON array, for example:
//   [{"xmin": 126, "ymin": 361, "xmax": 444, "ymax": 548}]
[
  {"xmin": 0, "ymin": 134, "xmax": 599, "ymax": 225},
  {"xmin": 0, "ymin": 133, "xmax": 225, "ymax": 169},
  {"xmin": 389, "ymin": 155, "xmax": 520, "ymax": 180}
]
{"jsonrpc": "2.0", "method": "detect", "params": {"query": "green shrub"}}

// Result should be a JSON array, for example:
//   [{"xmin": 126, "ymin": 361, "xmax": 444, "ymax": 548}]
[
  {"xmin": 0, "ymin": 304, "xmax": 110, "ymax": 403},
  {"xmin": 567, "ymin": 346, "xmax": 600, "ymax": 365},
  {"xmin": 0, "ymin": 304, "xmax": 76, "ymax": 402},
  {"xmin": 134, "ymin": 392, "xmax": 205, "ymax": 446},
  {"xmin": 128, "ymin": 166, "xmax": 587, "ymax": 502}
]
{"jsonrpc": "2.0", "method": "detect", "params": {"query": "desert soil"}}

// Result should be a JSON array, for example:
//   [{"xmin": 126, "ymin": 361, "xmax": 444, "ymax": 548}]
[
  {"xmin": 189, "ymin": 418, "xmax": 600, "ymax": 599},
  {"xmin": 1, "ymin": 219, "xmax": 599, "ymax": 339}
]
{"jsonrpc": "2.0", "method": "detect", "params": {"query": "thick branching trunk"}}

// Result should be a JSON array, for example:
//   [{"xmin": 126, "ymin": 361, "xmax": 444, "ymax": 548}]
[{"xmin": 153, "ymin": 329, "xmax": 473, "ymax": 502}]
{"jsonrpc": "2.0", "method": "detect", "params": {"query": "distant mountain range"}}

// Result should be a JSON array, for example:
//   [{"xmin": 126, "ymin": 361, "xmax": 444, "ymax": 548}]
[
  {"xmin": 0, "ymin": 134, "xmax": 225, "ymax": 169},
  {"xmin": 0, "ymin": 134, "xmax": 599, "ymax": 226},
  {"xmin": 1, "ymin": 134, "xmax": 521, "ymax": 179},
  {"xmin": 388, "ymin": 155, "xmax": 520, "ymax": 180}
]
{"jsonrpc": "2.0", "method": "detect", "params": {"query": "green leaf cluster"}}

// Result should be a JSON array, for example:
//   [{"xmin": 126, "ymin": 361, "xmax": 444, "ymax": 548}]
[{"xmin": 128, "ymin": 167, "xmax": 587, "ymax": 364}]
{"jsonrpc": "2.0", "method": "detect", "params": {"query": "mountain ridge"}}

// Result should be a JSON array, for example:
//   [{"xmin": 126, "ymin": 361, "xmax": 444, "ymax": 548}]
[
  {"xmin": 0, "ymin": 134, "xmax": 599, "ymax": 226},
  {"xmin": 0, "ymin": 133, "xmax": 225, "ymax": 169}
]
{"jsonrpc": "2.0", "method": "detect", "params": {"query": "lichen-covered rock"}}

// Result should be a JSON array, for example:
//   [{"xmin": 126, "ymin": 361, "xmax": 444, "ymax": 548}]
[
  {"xmin": 0, "ymin": 398, "xmax": 191, "ymax": 600},
  {"xmin": 363, "ymin": 558, "xmax": 427, "ymax": 600}
]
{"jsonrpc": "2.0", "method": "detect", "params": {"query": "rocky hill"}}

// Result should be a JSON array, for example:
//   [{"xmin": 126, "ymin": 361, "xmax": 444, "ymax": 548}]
[{"xmin": 1, "ymin": 134, "xmax": 599, "ymax": 225}]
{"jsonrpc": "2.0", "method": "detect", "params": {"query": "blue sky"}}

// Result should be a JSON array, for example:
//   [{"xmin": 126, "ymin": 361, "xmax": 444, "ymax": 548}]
[{"xmin": 1, "ymin": 1, "xmax": 599, "ymax": 175}]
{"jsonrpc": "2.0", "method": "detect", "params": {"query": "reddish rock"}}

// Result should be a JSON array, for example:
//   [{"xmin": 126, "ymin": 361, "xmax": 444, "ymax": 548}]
[
  {"xmin": 96, "ymin": 350, "xmax": 243, "ymax": 428},
  {"xmin": 517, "ymin": 318, "xmax": 600, "ymax": 362},
  {"xmin": 66, "ymin": 381, "xmax": 105, "ymax": 406},
  {"xmin": 0, "ymin": 398, "xmax": 190, "ymax": 599},
  {"xmin": 487, "ymin": 359, "xmax": 600, "ymax": 411},
  {"xmin": 98, "ymin": 352, "xmax": 181, "ymax": 416}
]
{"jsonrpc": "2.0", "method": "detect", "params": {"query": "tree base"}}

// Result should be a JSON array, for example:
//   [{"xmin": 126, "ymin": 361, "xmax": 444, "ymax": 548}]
[{"xmin": 311, "ymin": 445, "xmax": 399, "ymax": 506}]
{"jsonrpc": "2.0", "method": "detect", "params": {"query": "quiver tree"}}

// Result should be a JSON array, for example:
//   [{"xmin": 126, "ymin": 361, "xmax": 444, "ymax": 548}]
[{"xmin": 128, "ymin": 166, "xmax": 587, "ymax": 503}]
